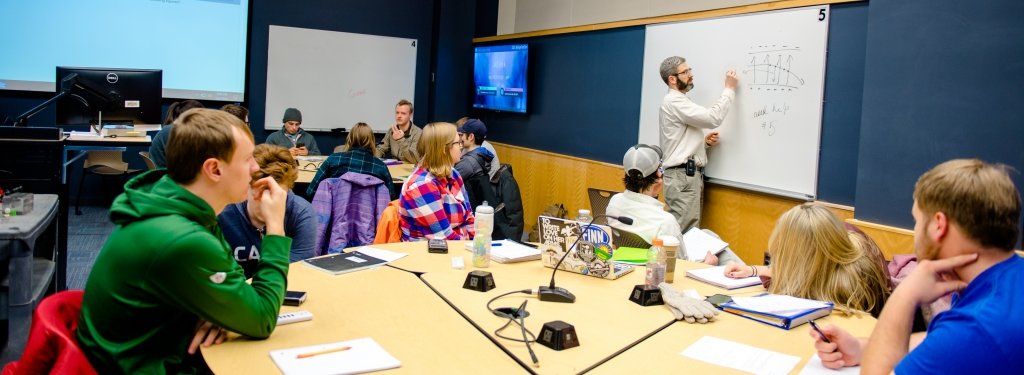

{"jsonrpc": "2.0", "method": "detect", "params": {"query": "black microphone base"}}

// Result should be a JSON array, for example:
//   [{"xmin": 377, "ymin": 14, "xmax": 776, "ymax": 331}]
[{"xmin": 538, "ymin": 286, "xmax": 576, "ymax": 303}]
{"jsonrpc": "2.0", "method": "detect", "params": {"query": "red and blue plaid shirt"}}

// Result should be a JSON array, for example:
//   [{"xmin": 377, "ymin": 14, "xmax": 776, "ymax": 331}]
[{"xmin": 399, "ymin": 166, "xmax": 475, "ymax": 240}]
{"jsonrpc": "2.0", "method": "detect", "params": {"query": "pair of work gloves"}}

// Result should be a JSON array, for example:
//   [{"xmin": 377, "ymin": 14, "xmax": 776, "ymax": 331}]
[{"xmin": 658, "ymin": 282, "xmax": 719, "ymax": 324}]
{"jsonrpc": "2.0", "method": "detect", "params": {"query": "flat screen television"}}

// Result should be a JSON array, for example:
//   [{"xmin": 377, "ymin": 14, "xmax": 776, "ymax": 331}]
[
  {"xmin": 472, "ymin": 44, "xmax": 528, "ymax": 114},
  {"xmin": 55, "ymin": 67, "xmax": 163, "ymax": 126}
]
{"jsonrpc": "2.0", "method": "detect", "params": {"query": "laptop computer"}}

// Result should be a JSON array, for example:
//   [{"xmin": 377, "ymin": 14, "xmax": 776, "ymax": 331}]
[{"xmin": 536, "ymin": 216, "xmax": 634, "ymax": 279}]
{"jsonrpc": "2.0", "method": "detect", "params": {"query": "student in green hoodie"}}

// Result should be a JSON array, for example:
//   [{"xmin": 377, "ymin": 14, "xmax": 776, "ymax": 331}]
[{"xmin": 77, "ymin": 108, "xmax": 292, "ymax": 374}]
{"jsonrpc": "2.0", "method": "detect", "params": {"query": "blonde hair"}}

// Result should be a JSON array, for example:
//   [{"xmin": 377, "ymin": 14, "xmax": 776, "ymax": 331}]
[
  {"xmin": 417, "ymin": 122, "xmax": 457, "ymax": 178},
  {"xmin": 251, "ymin": 144, "xmax": 298, "ymax": 189},
  {"xmin": 341, "ymin": 122, "xmax": 377, "ymax": 155},
  {"xmin": 767, "ymin": 203, "xmax": 891, "ymax": 316},
  {"xmin": 167, "ymin": 108, "xmax": 253, "ymax": 184},
  {"xmin": 914, "ymin": 159, "xmax": 1021, "ymax": 250}
]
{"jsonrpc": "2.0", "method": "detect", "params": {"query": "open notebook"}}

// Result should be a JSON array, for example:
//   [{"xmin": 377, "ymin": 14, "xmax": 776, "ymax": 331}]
[{"xmin": 685, "ymin": 265, "xmax": 762, "ymax": 289}]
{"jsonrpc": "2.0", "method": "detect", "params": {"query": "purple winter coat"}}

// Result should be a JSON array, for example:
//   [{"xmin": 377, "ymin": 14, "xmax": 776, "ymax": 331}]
[{"xmin": 312, "ymin": 172, "xmax": 389, "ymax": 255}]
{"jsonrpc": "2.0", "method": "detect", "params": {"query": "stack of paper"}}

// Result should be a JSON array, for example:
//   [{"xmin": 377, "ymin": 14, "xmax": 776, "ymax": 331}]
[
  {"xmin": 463, "ymin": 240, "xmax": 541, "ymax": 263},
  {"xmin": 270, "ymin": 337, "xmax": 400, "ymax": 375},
  {"xmin": 721, "ymin": 294, "xmax": 834, "ymax": 329},
  {"xmin": 609, "ymin": 246, "xmax": 648, "ymax": 265},
  {"xmin": 685, "ymin": 266, "xmax": 762, "ymax": 289},
  {"xmin": 682, "ymin": 227, "xmax": 730, "ymax": 261}
]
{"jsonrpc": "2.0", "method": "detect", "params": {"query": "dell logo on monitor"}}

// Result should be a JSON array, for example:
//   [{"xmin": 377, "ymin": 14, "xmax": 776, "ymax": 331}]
[{"xmin": 106, "ymin": 73, "xmax": 119, "ymax": 83}]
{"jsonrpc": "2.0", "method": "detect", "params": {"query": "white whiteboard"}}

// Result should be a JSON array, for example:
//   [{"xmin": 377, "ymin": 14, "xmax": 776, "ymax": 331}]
[
  {"xmin": 638, "ymin": 6, "xmax": 829, "ymax": 199},
  {"xmin": 265, "ymin": 26, "xmax": 417, "ymax": 132}
]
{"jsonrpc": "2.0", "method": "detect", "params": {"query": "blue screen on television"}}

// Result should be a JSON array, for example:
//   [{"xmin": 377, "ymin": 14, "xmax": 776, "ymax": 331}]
[{"xmin": 473, "ymin": 44, "xmax": 528, "ymax": 113}]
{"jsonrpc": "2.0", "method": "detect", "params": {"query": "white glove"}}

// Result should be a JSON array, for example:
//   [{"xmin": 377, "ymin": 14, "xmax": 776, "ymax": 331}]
[{"xmin": 658, "ymin": 282, "xmax": 719, "ymax": 324}]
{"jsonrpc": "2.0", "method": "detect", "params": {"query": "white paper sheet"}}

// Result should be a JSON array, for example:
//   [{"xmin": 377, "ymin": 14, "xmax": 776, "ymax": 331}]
[
  {"xmin": 357, "ymin": 247, "xmax": 408, "ymax": 263},
  {"xmin": 270, "ymin": 337, "xmax": 400, "ymax": 375},
  {"xmin": 797, "ymin": 354, "xmax": 860, "ymax": 375},
  {"xmin": 681, "ymin": 336, "xmax": 800, "ymax": 375},
  {"xmin": 682, "ymin": 227, "xmax": 730, "ymax": 261}
]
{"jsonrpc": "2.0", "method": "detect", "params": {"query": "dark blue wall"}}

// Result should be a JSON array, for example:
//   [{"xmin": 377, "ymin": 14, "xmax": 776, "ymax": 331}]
[
  {"xmin": 474, "ymin": 27, "xmax": 647, "ymax": 164},
  {"xmin": 854, "ymin": 0, "xmax": 1024, "ymax": 229}
]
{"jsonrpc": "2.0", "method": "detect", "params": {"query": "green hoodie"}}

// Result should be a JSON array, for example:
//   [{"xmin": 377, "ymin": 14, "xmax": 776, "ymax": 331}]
[{"xmin": 77, "ymin": 170, "xmax": 291, "ymax": 374}]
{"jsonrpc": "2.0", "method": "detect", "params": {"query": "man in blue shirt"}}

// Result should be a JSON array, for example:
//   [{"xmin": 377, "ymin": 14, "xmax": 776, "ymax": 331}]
[{"xmin": 810, "ymin": 159, "xmax": 1023, "ymax": 374}]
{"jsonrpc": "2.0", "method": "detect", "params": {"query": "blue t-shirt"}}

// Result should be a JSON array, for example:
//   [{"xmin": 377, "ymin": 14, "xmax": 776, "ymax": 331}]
[
  {"xmin": 217, "ymin": 191, "xmax": 317, "ymax": 278},
  {"xmin": 896, "ymin": 255, "xmax": 1024, "ymax": 374}
]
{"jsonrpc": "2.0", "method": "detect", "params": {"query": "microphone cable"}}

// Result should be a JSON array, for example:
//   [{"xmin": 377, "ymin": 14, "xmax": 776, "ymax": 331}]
[{"xmin": 486, "ymin": 289, "xmax": 540, "ymax": 365}]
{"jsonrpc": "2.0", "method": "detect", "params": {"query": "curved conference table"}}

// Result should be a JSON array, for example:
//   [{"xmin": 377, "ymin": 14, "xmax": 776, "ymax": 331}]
[{"xmin": 205, "ymin": 241, "xmax": 876, "ymax": 374}]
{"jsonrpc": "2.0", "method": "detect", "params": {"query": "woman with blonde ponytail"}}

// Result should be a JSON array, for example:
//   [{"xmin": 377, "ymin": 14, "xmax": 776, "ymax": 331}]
[{"xmin": 725, "ymin": 203, "xmax": 890, "ymax": 316}]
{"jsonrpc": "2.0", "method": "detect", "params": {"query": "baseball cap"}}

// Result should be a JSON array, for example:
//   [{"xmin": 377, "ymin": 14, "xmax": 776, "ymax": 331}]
[
  {"xmin": 459, "ymin": 119, "xmax": 487, "ymax": 140},
  {"xmin": 622, "ymin": 144, "xmax": 663, "ymax": 178}
]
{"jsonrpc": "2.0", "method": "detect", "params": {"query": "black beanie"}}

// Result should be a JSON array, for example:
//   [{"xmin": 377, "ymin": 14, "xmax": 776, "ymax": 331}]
[{"xmin": 282, "ymin": 108, "xmax": 302, "ymax": 123}]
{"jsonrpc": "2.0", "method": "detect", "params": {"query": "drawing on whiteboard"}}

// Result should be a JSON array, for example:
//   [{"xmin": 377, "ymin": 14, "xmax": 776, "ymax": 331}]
[
  {"xmin": 744, "ymin": 45, "xmax": 805, "ymax": 91},
  {"xmin": 753, "ymin": 102, "xmax": 790, "ymax": 137}
]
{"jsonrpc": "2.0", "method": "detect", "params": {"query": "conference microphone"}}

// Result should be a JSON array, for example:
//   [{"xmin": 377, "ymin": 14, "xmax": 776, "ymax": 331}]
[{"xmin": 538, "ymin": 214, "xmax": 633, "ymax": 303}]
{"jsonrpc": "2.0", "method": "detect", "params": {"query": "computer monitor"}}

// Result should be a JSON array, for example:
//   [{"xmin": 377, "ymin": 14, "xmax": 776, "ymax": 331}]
[{"xmin": 55, "ymin": 67, "xmax": 163, "ymax": 126}]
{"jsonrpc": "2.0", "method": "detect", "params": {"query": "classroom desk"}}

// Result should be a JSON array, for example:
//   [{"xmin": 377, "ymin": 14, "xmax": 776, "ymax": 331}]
[
  {"xmin": 203, "ymin": 264, "xmax": 524, "ymax": 374},
  {"xmin": 63, "ymin": 134, "xmax": 152, "ymax": 184},
  {"xmin": 295, "ymin": 157, "xmax": 414, "ymax": 185},
  {"xmin": 587, "ymin": 263, "xmax": 878, "ymax": 374},
  {"xmin": 418, "ymin": 254, "xmax": 679, "ymax": 374}
]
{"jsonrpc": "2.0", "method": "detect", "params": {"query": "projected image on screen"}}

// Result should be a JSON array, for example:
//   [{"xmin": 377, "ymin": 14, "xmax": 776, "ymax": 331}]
[
  {"xmin": 0, "ymin": 0, "xmax": 248, "ymax": 101},
  {"xmin": 473, "ymin": 44, "xmax": 528, "ymax": 114}
]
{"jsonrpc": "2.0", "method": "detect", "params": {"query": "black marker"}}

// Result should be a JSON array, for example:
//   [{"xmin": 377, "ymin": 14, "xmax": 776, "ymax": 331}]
[{"xmin": 809, "ymin": 320, "xmax": 831, "ymax": 343}]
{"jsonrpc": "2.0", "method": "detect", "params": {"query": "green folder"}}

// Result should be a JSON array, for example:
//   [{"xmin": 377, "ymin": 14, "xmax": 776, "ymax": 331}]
[{"xmin": 611, "ymin": 246, "xmax": 649, "ymax": 265}]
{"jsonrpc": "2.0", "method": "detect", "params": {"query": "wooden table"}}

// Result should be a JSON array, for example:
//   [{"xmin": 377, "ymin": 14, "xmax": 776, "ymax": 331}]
[
  {"xmin": 587, "ymin": 263, "xmax": 877, "ymax": 374},
  {"xmin": 295, "ymin": 156, "xmax": 414, "ymax": 186},
  {"xmin": 203, "ymin": 264, "xmax": 524, "ymax": 374},
  {"xmin": 416, "ymin": 251, "xmax": 680, "ymax": 374}
]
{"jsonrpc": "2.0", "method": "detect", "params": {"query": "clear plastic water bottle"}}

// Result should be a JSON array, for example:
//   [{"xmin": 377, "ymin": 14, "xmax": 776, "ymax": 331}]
[
  {"xmin": 575, "ymin": 209, "xmax": 593, "ymax": 224},
  {"xmin": 473, "ymin": 201, "xmax": 494, "ymax": 268},
  {"xmin": 645, "ymin": 238, "xmax": 666, "ymax": 287}
]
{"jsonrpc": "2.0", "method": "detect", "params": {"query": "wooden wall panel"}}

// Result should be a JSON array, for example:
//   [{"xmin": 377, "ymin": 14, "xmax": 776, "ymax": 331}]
[{"xmin": 492, "ymin": 142, "xmax": 915, "ymax": 261}]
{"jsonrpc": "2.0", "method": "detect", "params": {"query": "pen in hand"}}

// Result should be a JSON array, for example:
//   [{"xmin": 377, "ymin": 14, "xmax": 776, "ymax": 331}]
[
  {"xmin": 296, "ymin": 346, "xmax": 351, "ymax": 359},
  {"xmin": 809, "ymin": 320, "xmax": 831, "ymax": 343}
]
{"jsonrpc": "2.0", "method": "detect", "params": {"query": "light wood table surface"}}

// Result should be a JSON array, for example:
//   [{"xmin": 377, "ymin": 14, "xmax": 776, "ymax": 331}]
[
  {"xmin": 587, "ymin": 262, "xmax": 877, "ymax": 374},
  {"xmin": 417, "ymin": 254, "xmax": 680, "ymax": 374},
  {"xmin": 203, "ymin": 263, "xmax": 525, "ymax": 374}
]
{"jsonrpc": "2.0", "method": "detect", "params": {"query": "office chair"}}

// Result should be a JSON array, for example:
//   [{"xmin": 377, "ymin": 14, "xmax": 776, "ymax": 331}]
[
  {"xmin": 586, "ymin": 188, "xmax": 618, "ymax": 225},
  {"xmin": 74, "ymin": 151, "xmax": 142, "ymax": 214},
  {"xmin": 139, "ymin": 151, "xmax": 157, "ymax": 170},
  {"xmin": 611, "ymin": 227, "xmax": 651, "ymax": 249},
  {"xmin": 1, "ymin": 290, "xmax": 98, "ymax": 375}
]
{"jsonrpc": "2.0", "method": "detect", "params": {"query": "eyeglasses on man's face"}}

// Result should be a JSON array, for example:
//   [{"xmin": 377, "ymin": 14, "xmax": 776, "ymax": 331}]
[{"xmin": 676, "ymin": 68, "xmax": 692, "ymax": 77}]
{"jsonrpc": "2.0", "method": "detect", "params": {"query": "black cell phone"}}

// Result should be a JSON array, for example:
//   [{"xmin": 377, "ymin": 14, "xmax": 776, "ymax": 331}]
[
  {"xmin": 686, "ymin": 159, "xmax": 696, "ymax": 176},
  {"xmin": 427, "ymin": 239, "xmax": 448, "ymax": 254},
  {"xmin": 284, "ymin": 290, "xmax": 307, "ymax": 306},
  {"xmin": 705, "ymin": 294, "xmax": 733, "ymax": 308},
  {"xmin": 296, "ymin": 142, "xmax": 306, "ymax": 148}
]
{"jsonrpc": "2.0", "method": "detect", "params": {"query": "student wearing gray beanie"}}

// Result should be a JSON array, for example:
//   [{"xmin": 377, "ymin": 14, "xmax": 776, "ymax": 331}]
[{"xmin": 265, "ymin": 107, "xmax": 320, "ymax": 156}]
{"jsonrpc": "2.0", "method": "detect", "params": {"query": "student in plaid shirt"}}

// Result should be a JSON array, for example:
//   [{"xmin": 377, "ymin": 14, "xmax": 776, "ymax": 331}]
[
  {"xmin": 306, "ymin": 123, "xmax": 395, "ymax": 199},
  {"xmin": 399, "ymin": 122, "xmax": 476, "ymax": 240}
]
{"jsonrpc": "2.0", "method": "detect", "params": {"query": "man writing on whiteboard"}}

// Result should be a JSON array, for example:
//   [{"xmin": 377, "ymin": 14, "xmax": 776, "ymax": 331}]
[
  {"xmin": 657, "ymin": 56, "xmax": 738, "ymax": 232},
  {"xmin": 376, "ymin": 99, "xmax": 422, "ymax": 164}
]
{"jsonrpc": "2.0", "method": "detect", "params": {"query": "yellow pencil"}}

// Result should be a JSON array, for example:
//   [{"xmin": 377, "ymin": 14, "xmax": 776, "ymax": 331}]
[{"xmin": 295, "ymin": 346, "xmax": 352, "ymax": 359}]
